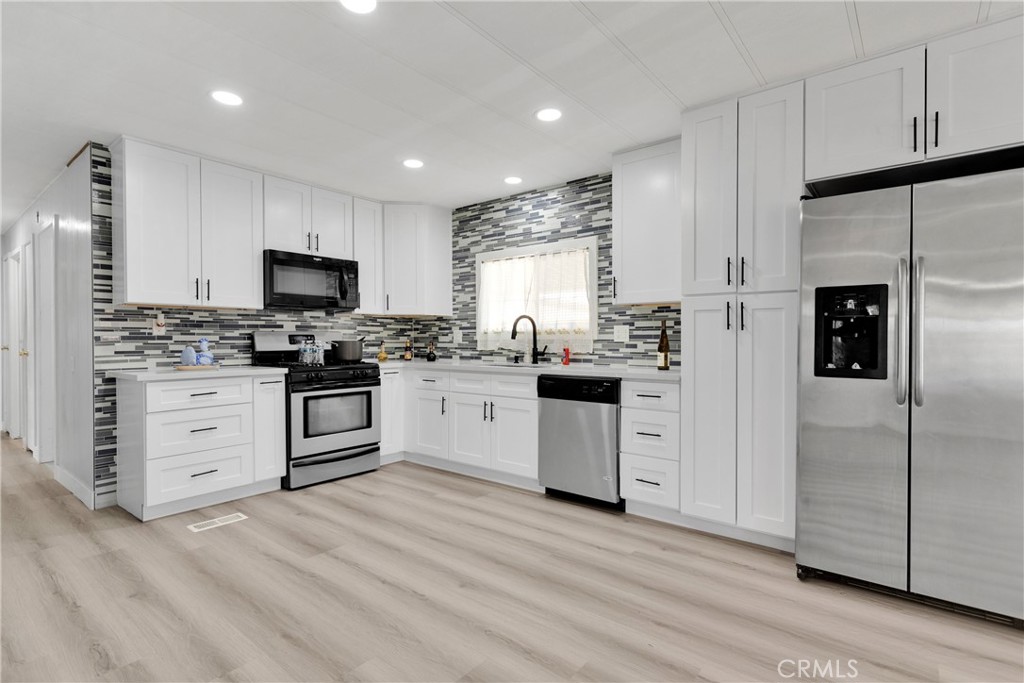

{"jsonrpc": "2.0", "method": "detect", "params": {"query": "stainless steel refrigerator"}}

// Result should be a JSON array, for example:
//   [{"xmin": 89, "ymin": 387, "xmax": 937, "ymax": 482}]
[{"xmin": 797, "ymin": 167, "xmax": 1023, "ymax": 621}]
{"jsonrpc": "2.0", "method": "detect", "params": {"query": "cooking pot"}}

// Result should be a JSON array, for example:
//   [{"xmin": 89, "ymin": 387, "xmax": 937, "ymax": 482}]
[{"xmin": 332, "ymin": 338, "xmax": 364, "ymax": 363}]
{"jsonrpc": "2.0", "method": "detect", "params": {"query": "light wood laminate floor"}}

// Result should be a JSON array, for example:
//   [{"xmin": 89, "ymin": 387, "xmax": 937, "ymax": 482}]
[{"xmin": 2, "ymin": 436, "xmax": 1021, "ymax": 683}]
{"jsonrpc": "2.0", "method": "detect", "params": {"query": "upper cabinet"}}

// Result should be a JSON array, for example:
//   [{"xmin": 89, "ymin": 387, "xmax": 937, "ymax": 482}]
[
  {"xmin": 353, "ymin": 197, "xmax": 385, "ymax": 315},
  {"xmin": 383, "ymin": 204, "xmax": 452, "ymax": 316},
  {"xmin": 681, "ymin": 82, "xmax": 803, "ymax": 296},
  {"xmin": 611, "ymin": 139, "xmax": 681, "ymax": 304},
  {"xmin": 806, "ymin": 16, "xmax": 1023, "ymax": 180},
  {"xmin": 112, "ymin": 139, "xmax": 264, "ymax": 309},
  {"xmin": 264, "ymin": 176, "xmax": 353, "ymax": 260}
]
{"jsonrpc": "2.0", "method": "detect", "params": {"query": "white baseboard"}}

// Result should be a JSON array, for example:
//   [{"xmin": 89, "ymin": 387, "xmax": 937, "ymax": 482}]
[
  {"xmin": 380, "ymin": 450, "xmax": 404, "ymax": 466},
  {"xmin": 94, "ymin": 490, "xmax": 118, "ymax": 509},
  {"xmin": 131, "ymin": 478, "xmax": 280, "ymax": 522},
  {"xmin": 399, "ymin": 452, "xmax": 544, "ymax": 493},
  {"xmin": 54, "ymin": 466, "xmax": 95, "ymax": 511},
  {"xmin": 626, "ymin": 500, "xmax": 795, "ymax": 553}
]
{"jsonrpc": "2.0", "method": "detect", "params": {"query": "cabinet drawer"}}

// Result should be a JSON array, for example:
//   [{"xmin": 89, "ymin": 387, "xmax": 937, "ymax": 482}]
[
  {"xmin": 145, "ymin": 404, "xmax": 253, "ymax": 460},
  {"xmin": 620, "ymin": 407, "xmax": 680, "ymax": 461},
  {"xmin": 449, "ymin": 372, "xmax": 491, "ymax": 395},
  {"xmin": 146, "ymin": 378, "xmax": 253, "ymax": 413},
  {"xmin": 620, "ymin": 453, "xmax": 680, "ymax": 509},
  {"xmin": 489, "ymin": 374, "xmax": 538, "ymax": 399},
  {"xmin": 146, "ymin": 444, "xmax": 255, "ymax": 507},
  {"xmin": 409, "ymin": 370, "xmax": 450, "ymax": 391},
  {"xmin": 621, "ymin": 381, "xmax": 680, "ymax": 412}
]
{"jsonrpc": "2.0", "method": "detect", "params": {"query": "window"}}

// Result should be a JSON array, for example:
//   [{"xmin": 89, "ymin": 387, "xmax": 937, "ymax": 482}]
[{"xmin": 476, "ymin": 238, "xmax": 598, "ymax": 353}]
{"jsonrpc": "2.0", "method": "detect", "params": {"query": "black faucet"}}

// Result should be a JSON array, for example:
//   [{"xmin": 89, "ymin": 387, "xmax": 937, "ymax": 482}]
[{"xmin": 511, "ymin": 314, "xmax": 547, "ymax": 364}]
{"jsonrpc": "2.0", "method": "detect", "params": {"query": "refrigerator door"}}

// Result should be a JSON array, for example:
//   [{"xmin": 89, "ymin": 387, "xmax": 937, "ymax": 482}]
[
  {"xmin": 797, "ymin": 186, "xmax": 911, "ymax": 590},
  {"xmin": 910, "ymin": 169, "xmax": 1024, "ymax": 619}
]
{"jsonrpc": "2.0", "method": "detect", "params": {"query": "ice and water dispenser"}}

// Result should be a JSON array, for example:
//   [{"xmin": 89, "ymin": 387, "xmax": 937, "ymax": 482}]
[{"xmin": 813, "ymin": 284, "xmax": 888, "ymax": 380}]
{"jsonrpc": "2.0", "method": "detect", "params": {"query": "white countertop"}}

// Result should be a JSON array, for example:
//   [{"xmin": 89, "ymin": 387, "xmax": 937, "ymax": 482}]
[
  {"xmin": 109, "ymin": 366, "xmax": 288, "ymax": 382},
  {"xmin": 376, "ymin": 358, "xmax": 680, "ymax": 383}
]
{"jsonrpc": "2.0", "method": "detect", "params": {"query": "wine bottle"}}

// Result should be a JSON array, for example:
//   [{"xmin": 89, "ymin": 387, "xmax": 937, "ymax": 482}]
[
  {"xmin": 657, "ymin": 320, "xmax": 670, "ymax": 370},
  {"xmin": 403, "ymin": 339, "xmax": 413, "ymax": 361}
]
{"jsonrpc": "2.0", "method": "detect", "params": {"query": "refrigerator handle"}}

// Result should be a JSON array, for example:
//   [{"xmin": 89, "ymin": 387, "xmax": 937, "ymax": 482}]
[
  {"xmin": 896, "ymin": 258, "xmax": 909, "ymax": 405},
  {"xmin": 913, "ymin": 257, "xmax": 925, "ymax": 407}
]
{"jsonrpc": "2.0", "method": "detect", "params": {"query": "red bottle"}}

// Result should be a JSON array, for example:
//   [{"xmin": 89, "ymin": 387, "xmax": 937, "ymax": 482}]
[{"xmin": 562, "ymin": 347, "xmax": 571, "ymax": 365}]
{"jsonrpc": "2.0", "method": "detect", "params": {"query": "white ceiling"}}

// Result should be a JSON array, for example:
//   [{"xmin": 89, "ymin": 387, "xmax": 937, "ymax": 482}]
[{"xmin": 3, "ymin": 1, "xmax": 1022, "ymax": 231}]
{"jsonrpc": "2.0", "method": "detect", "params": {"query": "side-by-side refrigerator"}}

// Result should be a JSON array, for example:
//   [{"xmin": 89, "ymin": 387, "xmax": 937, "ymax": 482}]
[{"xmin": 797, "ymin": 167, "xmax": 1023, "ymax": 621}]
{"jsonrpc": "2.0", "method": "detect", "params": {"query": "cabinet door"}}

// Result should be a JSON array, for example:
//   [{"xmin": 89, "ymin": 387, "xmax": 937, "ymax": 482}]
[
  {"xmin": 736, "ymin": 292, "xmax": 797, "ymax": 538},
  {"xmin": 122, "ymin": 140, "xmax": 201, "ymax": 306},
  {"xmin": 738, "ymin": 83, "xmax": 803, "ymax": 294},
  {"xmin": 253, "ymin": 378, "xmax": 286, "ymax": 481},
  {"xmin": 408, "ymin": 389, "xmax": 447, "ymax": 459},
  {"xmin": 449, "ymin": 392, "xmax": 490, "ymax": 467},
  {"xmin": 383, "ymin": 205, "xmax": 421, "ymax": 314},
  {"xmin": 805, "ymin": 46, "xmax": 925, "ymax": 179},
  {"xmin": 353, "ymin": 197, "xmax": 385, "ymax": 314},
  {"xmin": 264, "ymin": 175, "xmax": 312, "ymax": 253},
  {"xmin": 489, "ymin": 396, "xmax": 539, "ymax": 479},
  {"xmin": 927, "ymin": 17, "xmax": 1024, "ymax": 159},
  {"xmin": 612, "ymin": 139, "xmax": 682, "ymax": 304},
  {"xmin": 680, "ymin": 294, "xmax": 737, "ymax": 524},
  {"xmin": 379, "ymin": 370, "xmax": 404, "ymax": 456},
  {"xmin": 311, "ymin": 187, "xmax": 353, "ymax": 260},
  {"xmin": 421, "ymin": 205, "xmax": 453, "ymax": 316},
  {"xmin": 681, "ymin": 100, "xmax": 738, "ymax": 296},
  {"xmin": 200, "ymin": 160, "xmax": 264, "ymax": 309}
]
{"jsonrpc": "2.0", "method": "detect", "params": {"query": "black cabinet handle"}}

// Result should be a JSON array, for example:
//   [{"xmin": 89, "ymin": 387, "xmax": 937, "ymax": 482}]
[
  {"xmin": 206, "ymin": 279, "xmax": 211, "ymax": 301},
  {"xmin": 726, "ymin": 256, "xmax": 732, "ymax": 286},
  {"xmin": 190, "ymin": 469, "xmax": 218, "ymax": 478},
  {"xmin": 441, "ymin": 396, "xmax": 446, "ymax": 415},
  {"xmin": 740, "ymin": 301, "xmax": 747, "ymax": 331},
  {"xmin": 386, "ymin": 294, "xmax": 390, "ymax": 311},
  {"xmin": 636, "ymin": 394, "xmax": 662, "ymax": 399},
  {"xmin": 934, "ymin": 111, "xmax": 939, "ymax": 148},
  {"xmin": 306, "ymin": 232, "xmax": 311, "ymax": 250},
  {"xmin": 913, "ymin": 116, "xmax": 918, "ymax": 152},
  {"xmin": 190, "ymin": 426, "xmax": 218, "ymax": 434},
  {"xmin": 726, "ymin": 301, "xmax": 732, "ymax": 330},
  {"xmin": 635, "ymin": 478, "xmax": 661, "ymax": 487},
  {"xmin": 260, "ymin": 380, "xmax": 283, "ymax": 385},
  {"xmin": 483, "ymin": 401, "xmax": 488, "ymax": 421},
  {"xmin": 613, "ymin": 277, "xmax": 617, "ymax": 298},
  {"xmin": 189, "ymin": 391, "xmax": 218, "ymax": 397},
  {"xmin": 490, "ymin": 402, "xmax": 495, "ymax": 422},
  {"xmin": 315, "ymin": 234, "xmax": 320, "ymax": 252},
  {"xmin": 740, "ymin": 257, "xmax": 747, "ymax": 286},
  {"xmin": 194, "ymin": 277, "xmax": 200, "ymax": 300},
  {"xmin": 636, "ymin": 431, "xmax": 662, "ymax": 438},
  {"xmin": 422, "ymin": 378, "xmax": 436, "ymax": 383}
]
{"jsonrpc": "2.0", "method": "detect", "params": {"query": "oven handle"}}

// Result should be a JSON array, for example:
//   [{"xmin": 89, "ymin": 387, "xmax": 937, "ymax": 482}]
[
  {"xmin": 290, "ymin": 380, "xmax": 380, "ymax": 394},
  {"xmin": 291, "ymin": 446, "xmax": 380, "ymax": 468}
]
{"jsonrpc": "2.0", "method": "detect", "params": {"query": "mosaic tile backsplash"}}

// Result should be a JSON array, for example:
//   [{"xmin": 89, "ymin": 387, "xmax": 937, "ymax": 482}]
[{"xmin": 90, "ymin": 146, "xmax": 679, "ymax": 496}]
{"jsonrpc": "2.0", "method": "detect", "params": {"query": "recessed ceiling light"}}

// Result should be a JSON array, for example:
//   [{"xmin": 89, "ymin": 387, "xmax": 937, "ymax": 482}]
[
  {"xmin": 535, "ymin": 108, "xmax": 562, "ymax": 122},
  {"xmin": 210, "ymin": 90, "xmax": 243, "ymax": 106},
  {"xmin": 341, "ymin": 0, "xmax": 377, "ymax": 14},
  {"xmin": 403, "ymin": 159, "xmax": 424, "ymax": 169},
  {"xmin": 504, "ymin": 177, "xmax": 523, "ymax": 185}
]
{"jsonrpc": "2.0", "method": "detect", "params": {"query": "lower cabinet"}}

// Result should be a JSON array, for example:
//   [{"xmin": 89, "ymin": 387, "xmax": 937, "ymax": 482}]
[
  {"xmin": 253, "ymin": 377, "xmax": 286, "ymax": 480},
  {"xmin": 380, "ymin": 368, "xmax": 405, "ymax": 456},
  {"xmin": 409, "ymin": 388, "xmax": 448, "ymax": 459},
  {"xmin": 620, "ymin": 453, "xmax": 680, "ymax": 509},
  {"xmin": 618, "ymin": 380, "xmax": 681, "ymax": 509}
]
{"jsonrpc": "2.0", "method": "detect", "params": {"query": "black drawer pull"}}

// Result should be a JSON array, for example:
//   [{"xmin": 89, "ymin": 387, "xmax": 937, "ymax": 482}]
[
  {"xmin": 636, "ymin": 431, "xmax": 662, "ymax": 438},
  {"xmin": 190, "ymin": 426, "xmax": 218, "ymax": 434},
  {"xmin": 422, "ymin": 378, "xmax": 437, "ymax": 383},
  {"xmin": 190, "ymin": 391, "xmax": 218, "ymax": 397},
  {"xmin": 636, "ymin": 478, "xmax": 661, "ymax": 487},
  {"xmin": 190, "ymin": 469, "xmax": 218, "ymax": 478},
  {"xmin": 260, "ymin": 380, "xmax": 283, "ymax": 385},
  {"xmin": 635, "ymin": 394, "xmax": 662, "ymax": 399}
]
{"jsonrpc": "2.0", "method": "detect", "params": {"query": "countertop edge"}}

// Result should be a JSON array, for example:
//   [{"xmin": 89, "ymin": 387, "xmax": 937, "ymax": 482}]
[
  {"xmin": 109, "ymin": 367, "xmax": 289, "ymax": 382},
  {"xmin": 374, "ymin": 360, "xmax": 680, "ymax": 383}
]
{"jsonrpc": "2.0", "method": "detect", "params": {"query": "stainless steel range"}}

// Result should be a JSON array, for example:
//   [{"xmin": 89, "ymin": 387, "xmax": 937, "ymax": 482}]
[{"xmin": 252, "ymin": 331, "xmax": 381, "ymax": 489}]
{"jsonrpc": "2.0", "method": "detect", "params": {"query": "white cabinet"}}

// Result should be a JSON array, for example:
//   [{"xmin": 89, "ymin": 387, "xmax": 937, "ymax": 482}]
[
  {"xmin": 619, "ymin": 380, "xmax": 680, "ymax": 510},
  {"xmin": 311, "ymin": 187, "xmax": 353, "ymax": 260},
  {"xmin": 489, "ymin": 396, "xmax": 539, "ymax": 479},
  {"xmin": 806, "ymin": 17, "xmax": 1024, "ymax": 179},
  {"xmin": 264, "ymin": 176, "xmax": 353, "ymax": 260},
  {"xmin": 199, "ymin": 160, "xmax": 264, "ymax": 309},
  {"xmin": 681, "ymin": 83, "xmax": 803, "ymax": 297},
  {"xmin": 253, "ymin": 378, "xmax": 286, "ymax": 481},
  {"xmin": 681, "ymin": 100, "xmax": 737, "ymax": 296},
  {"xmin": 380, "ymin": 368, "xmax": 405, "ymax": 457},
  {"xmin": 408, "ymin": 388, "xmax": 448, "ymax": 459},
  {"xmin": 383, "ymin": 204, "xmax": 453, "ymax": 316},
  {"xmin": 621, "ymin": 453, "xmax": 680, "ymax": 510},
  {"xmin": 449, "ymin": 392, "xmax": 490, "ymax": 467},
  {"xmin": 612, "ymin": 139, "xmax": 681, "ymax": 304},
  {"xmin": 354, "ymin": 197, "xmax": 385, "ymax": 314},
  {"xmin": 111, "ymin": 140, "xmax": 263, "ymax": 309},
  {"xmin": 927, "ymin": 17, "xmax": 1024, "ymax": 159}
]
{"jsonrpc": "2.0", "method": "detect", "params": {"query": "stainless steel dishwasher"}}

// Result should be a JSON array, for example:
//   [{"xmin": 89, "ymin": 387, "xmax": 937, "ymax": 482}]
[{"xmin": 537, "ymin": 375, "xmax": 621, "ymax": 506}]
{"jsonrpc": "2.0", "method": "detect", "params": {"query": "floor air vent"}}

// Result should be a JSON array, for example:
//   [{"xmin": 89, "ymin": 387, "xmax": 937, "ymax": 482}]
[{"xmin": 187, "ymin": 512, "xmax": 248, "ymax": 533}]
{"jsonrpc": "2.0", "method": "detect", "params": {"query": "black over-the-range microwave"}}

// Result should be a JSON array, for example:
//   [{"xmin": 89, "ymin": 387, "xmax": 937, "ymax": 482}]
[{"xmin": 263, "ymin": 249, "xmax": 360, "ymax": 311}]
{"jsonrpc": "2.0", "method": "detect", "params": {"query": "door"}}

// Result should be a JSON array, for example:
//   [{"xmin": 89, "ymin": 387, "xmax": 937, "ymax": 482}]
[
  {"xmin": 448, "ymin": 391, "xmax": 489, "ymax": 467},
  {"xmin": 4, "ymin": 251, "xmax": 21, "ymax": 438},
  {"xmin": 926, "ymin": 17, "xmax": 1024, "ymax": 159},
  {"xmin": 264, "ymin": 175, "xmax": 312, "ymax": 253},
  {"xmin": 200, "ymin": 160, "xmax": 264, "ymax": 309},
  {"xmin": 409, "ymin": 389, "xmax": 447, "ymax": 459},
  {"xmin": 680, "ymin": 294, "xmax": 736, "ymax": 523},
  {"xmin": 289, "ymin": 383, "xmax": 381, "ymax": 459},
  {"xmin": 379, "ymin": 370, "xmax": 404, "ymax": 456},
  {"xmin": 910, "ymin": 169, "xmax": 1024, "ymax": 619},
  {"xmin": 738, "ymin": 82, "xmax": 803, "ymax": 293},
  {"xmin": 736, "ymin": 292, "xmax": 798, "ymax": 538},
  {"xmin": 383, "ymin": 205, "xmax": 421, "ymax": 314},
  {"xmin": 253, "ymin": 378, "xmax": 286, "ymax": 481},
  {"xmin": 490, "ymin": 396, "xmax": 539, "ymax": 479},
  {"xmin": 797, "ymin": 186, "xmax": 910, "ymax": 590},
  {"xmin": 311, "ymin": 188, "xmax": 353, "ymax": 260},
  {"xmin": 33, "ymin": 225, "xmax": 56, "ymax": 463},
  {"xmin": 681, "ymin": 100, "xmax": 737, "ymax": 296},
  {"xmin": 805, "ymin": 46, "xmax": 925, "ymax": 180},
  {"xmin": 354, "ymin": 198, "xmax": 384, "ymax": 314},
  {"xmin": 22, "ymin": 242, "xmax": 37, "ymax": 454}
]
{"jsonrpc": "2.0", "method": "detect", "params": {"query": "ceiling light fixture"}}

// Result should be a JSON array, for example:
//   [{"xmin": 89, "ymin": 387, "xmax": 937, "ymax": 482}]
[
  {"xmin": 210, "ymin": 90, "xmax": 243, "ymax": 106},
  {"xmin": 341, "ymin": 0, "xmax": 377, "ymax": 14},
  {"xmin": 403, "ymin": 159, "xmax": 424, "ymax": 169},
  {"xmin": 535, "ymin": 108, "xmax": 562, "ymax": 122},
  {"xmin": 504, "ymin": 177, "xmax": 523, "ymax": 185}
]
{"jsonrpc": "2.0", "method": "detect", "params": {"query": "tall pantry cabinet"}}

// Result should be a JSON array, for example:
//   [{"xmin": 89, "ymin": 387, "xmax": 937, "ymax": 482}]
[{"xmin": 679, "ymin": 82, "xmax": 802, "ymax": 540}]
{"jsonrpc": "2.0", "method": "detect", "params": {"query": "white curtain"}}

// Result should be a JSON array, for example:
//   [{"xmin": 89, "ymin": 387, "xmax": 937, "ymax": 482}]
[{"xmin": 477, "ymin": 247, "xmax": 595, "ymax": 353}]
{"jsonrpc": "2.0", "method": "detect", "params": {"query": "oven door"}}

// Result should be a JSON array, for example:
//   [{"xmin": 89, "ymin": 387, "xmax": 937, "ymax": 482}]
[{"xmin": 288, "ymin": 381, "xmax": 381, "ymax": 459}]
